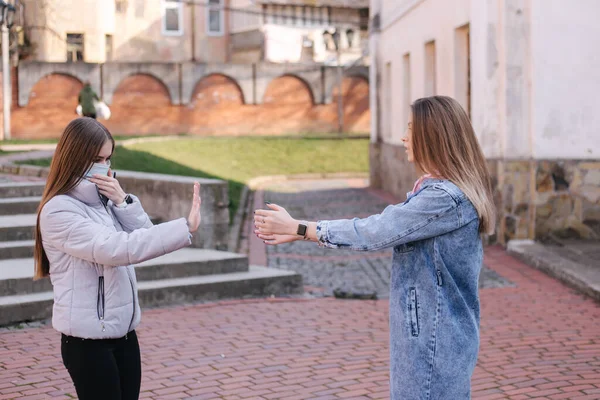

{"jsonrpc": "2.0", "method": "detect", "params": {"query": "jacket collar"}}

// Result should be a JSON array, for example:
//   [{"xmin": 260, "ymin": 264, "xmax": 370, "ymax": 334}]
[
  {"xmin": 69, "ymin": 179, "xmax": 103, "ymax": 206},
  {"xmin": 406, "ymin": 177, "xmax": 446, "ymax": 200}
]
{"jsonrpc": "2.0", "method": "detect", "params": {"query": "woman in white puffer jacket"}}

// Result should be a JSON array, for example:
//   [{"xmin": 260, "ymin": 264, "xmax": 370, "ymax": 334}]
[{"xmin": 34, "ymin": 117, "xmax": 202, "ymax": 400}]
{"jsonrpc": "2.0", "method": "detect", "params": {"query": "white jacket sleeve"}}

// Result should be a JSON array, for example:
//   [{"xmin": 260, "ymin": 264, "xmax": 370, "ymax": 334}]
[
  {"xmin": 110, "ymin": 195, "xmax": 153, "ymax": 232},
  {"xmin": 40, "ymin": 199, "xmax": 191, "ymax": 267}
]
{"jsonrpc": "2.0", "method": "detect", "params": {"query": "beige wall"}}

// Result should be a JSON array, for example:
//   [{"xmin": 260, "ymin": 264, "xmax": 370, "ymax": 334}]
[
  {"xmin": 377, "ymin": 0, "xmax": 470, "ymax": 145},
  {"xmin": 22, "ymin": 0, "xmax": 116, "ymax": 63},
  {"xmin": 23, "ymin": 0, "xmax": 230, "ymax": 63},
  {"xmin": 375, "ymin": 0, "xmax": 600, "ymax": 160},
  {"xmin": 370, "ymin": 0, "xmax": 600, "ymax": 242}
]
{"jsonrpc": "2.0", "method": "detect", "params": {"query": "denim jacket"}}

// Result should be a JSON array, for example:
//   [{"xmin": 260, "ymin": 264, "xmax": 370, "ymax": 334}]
[{"xmin": 317, "ymin": 179, "xmax": 483, "ymax": 400}]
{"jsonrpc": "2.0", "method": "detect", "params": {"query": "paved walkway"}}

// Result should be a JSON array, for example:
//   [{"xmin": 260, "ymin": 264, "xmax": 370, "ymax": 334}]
[{"xmin": 1, "ymin": 179, "xmax": 599, "ymax": 399}]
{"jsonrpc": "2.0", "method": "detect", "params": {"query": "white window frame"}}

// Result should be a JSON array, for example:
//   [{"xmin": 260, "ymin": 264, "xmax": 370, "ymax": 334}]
[
  {"xmin": 207, "ymin": 0, "xmax": 225, "ymax": 36},
  {"xmin": 162, "ymin": 0, "xmax": 184, "ymax": 36}
]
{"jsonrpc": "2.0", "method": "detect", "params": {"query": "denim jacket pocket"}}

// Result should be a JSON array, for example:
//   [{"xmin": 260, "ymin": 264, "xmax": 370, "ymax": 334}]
[
  {"xmin": 395, "ymin": 243, "xmax": 415, "ymax": 254},
  {"xmin": 408, "ymin": 287, "xmax": 420, "ymax": 337}
]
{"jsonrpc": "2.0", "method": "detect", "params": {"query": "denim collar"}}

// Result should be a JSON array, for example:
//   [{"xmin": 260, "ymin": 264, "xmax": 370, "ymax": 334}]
[{"xmin": 406, "ymin": 177, "xmax": 447, "ymax": 200}]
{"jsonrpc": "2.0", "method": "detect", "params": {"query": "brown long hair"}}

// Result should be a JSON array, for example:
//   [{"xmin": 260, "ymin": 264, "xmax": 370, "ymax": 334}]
[
  {"xmin": 411, "ymin": 96, "xmax": 496, "ymax": 234},
  {"xmin": 34, "ymin": 118, "xmax": 115, "ymax": 280}
]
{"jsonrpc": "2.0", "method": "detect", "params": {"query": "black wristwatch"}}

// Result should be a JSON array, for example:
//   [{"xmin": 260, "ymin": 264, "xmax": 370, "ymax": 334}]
[
  {"xmin": 124, "ymin": 194, "xmax": 133, "ymax": 205},
  {"xmin": 296, "ymin": 222, "xmax": 308, "ymax": 238}
]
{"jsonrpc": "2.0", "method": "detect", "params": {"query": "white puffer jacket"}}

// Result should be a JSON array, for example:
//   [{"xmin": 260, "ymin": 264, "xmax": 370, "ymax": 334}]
[{"xmin": 40, "ymin": 179, "xmax": 191, "ymax": 339}]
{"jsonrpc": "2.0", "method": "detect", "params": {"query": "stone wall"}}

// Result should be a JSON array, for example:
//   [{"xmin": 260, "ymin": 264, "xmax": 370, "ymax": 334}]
[
  {"xmin": 369, "ymin": 142, "xmax": 600, "ymax": 244},
  {"xmin": 490, "ymin": 160, "xmax": 600, "ymax": 244}
]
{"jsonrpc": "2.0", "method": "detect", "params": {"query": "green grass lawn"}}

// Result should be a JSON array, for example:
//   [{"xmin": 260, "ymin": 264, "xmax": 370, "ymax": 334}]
[{"xmin": 19, "ymin": 137, "xmax": 370, "ymax": 220}]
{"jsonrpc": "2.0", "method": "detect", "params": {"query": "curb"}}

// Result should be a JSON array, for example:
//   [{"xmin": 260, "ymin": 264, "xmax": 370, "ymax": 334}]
[
  {"xmin": 247, "ymin": 172, "xmax": 370, "ymax": 190},
  {"xmin": 507, "ymin": 239, "xmax": 600, "ymax": 302}
]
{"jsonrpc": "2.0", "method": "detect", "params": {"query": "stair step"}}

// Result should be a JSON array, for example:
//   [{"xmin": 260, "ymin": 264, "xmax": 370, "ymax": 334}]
[
  {"xmin": 0, "ymin": 182, "xmax": 45, "ymax": 199},
  {"xmin": 0, "ymin": 240, "xmax": 35, "ymax": 259},
  {"xmin": 0, "ymin": 197, "xmax": 41, "ymax": 215},
  {"xmin": 0, "ymin": 214, "xmax": 36, "ymax": 241},
  {"xmin": 0, "ymin": 249, "xmax": 249, "ymax": 296},
  {"xmin": 0, "ymin": 266, "xmax": 303, "ymax": 326}
]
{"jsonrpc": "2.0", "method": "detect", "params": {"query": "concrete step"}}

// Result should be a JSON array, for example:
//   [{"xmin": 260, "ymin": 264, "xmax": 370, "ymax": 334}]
[
  {"xmin": 0, "ymin": 214, "xmax": 36, "ymax": 241},
  {"xmin": 0, "ymin": 182, "xmax": 45, "ymax": 199},
  {"xmin": 0, "ymin": 240, "xmax": 35, "ymax": 259},
  {"xmin": 0, "ymin": 197, "xmax": 41, "ymax": 215},
  {"xmin": 0, "ymin": 266, "xmax": 303, "ymax": 327},
  {"xmin": 0, "ymin": 248, "xmax": 249, "ymax": 296}
]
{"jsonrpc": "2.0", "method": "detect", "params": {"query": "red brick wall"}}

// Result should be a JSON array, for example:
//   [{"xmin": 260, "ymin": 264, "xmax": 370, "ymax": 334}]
[
  {"xmin": 104, "ymin": 74, "xmax": 183, "ymax": 135},
  {"xmin": 12, "ymin": 73, "xmax": 83, "ymax": 139},
  {"xmin": 8, "ymin": 73, "xmax": 370, "ymax": 139}
]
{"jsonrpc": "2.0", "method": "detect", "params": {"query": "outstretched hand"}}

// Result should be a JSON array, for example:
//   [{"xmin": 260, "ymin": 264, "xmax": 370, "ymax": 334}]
[
  {"xmin": 187, "ymin": 182, "xmax": 201, "ymax": 233},
  {"xmin": 254, "ymin": 203, "xmax": 300, "ymax": 245}
]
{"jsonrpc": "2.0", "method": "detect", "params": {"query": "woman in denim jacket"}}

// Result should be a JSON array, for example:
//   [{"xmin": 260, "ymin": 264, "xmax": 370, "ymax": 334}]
[{"xmin": 254, "ymin": 96, "xmax": 496, "ymax": 400}]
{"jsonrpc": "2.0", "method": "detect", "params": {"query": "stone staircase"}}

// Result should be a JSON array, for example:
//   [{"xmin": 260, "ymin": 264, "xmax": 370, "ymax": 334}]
[{"xmin": 0, "ymin": 181, "xmax": 303, "ymax": 326}]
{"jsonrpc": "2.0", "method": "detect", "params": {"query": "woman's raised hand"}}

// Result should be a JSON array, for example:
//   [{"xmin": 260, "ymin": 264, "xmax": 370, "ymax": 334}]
[{"xmin": 187, "ymin": 182, "xmax": 202, "ymax": 233}]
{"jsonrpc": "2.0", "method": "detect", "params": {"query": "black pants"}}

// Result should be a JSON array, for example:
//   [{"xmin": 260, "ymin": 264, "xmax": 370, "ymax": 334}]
[{"xmin": 61, "ymin": 331, "xmax": 141, "ymax": 400}]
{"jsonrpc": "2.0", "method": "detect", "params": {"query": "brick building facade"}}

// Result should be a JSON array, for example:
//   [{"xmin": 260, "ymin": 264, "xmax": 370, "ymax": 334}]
[{"xmin": 1, "ymin": 62, "xmax": 369, "ymax": 138}]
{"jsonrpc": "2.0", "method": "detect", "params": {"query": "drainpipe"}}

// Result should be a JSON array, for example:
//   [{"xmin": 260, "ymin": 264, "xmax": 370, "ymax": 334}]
[
  {"xmin": 369, "ymin": 3, "xmax": 381, "ymax": 144},
  {"xmin": 191, "ymin": 1, "xmax": 196, "ymax": 61}
]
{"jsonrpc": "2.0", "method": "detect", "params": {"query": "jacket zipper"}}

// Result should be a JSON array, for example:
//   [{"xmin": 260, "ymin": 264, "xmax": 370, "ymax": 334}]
[
  {"xmin": 99, "ymin": 190, "xmax": 137, "ymax": 337},
  {"xmin": 126, "ymin": 268, "xmax": 136, "ymax": 336}
]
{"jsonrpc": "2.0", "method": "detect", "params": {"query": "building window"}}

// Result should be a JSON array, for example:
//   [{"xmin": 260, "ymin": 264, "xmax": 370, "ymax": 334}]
[
  {"xmin": 105, "ymin": 34, "xmax": 113, "ymax": 61},
  {"xmin": 207, "ymin": 0, "xmax": 224, "ymax": 36},
  {"xmin": 115, "ymin": 0, "xmax": 127, "ymax": 13},
  {"xmin": 66, "ymin": 33, "xmax": 84, "ymax": 62},
  {"xmin": 135, "ymin": 0, "xmax": 145, "ymax": 18},
  {"xmin": 454, "ymin": 24, "xmax": 471, "ymax": 117},
  {"xmin": 403, "ymin": 53, "xmax": 411, "ymax": 127},
  {"xmin": 295, "ymin": 6, "xmax": 302, "ymax": 26},
  {"xmin": 281, "ymin": 5, "xmax": 288, "ymax": 25},
  {"xmin": 346, "ymin": 29, "xmax": 355, "ymax": 48},
  {"xmin": 424, "ymin": 40, "xmax": 436, "ymax": 96},
  {"xmin": 290, "ymin": 6, "xmax": 297, "ymax": 25},
  {"xmin": 359, "ymin": 8, "xmax": 369, "ymax": 30},
  {"xmin": 384, "ymin": 62, "xmax": 392, "ymax": 139},
  {"xmin": 270, "ymin": 5, "xmax": 277, "ymax": 24},
  {"xmin": 162, "ymin": 0, "xmax": 183, "ymax": 36}
]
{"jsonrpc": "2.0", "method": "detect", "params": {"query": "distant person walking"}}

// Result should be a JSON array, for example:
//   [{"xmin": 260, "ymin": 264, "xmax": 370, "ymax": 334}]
[{"xmin": 78, "ymin": 82, "xmax": 100, "ymax": 119}]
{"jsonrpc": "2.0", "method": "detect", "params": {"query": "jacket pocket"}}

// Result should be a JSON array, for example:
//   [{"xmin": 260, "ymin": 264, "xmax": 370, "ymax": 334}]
[
  {"xmin": 395, "ymin": 243, "xmax": 415, "ymax": 254},
  {"xmin": 97, "ymin": 276, "xmax": 106, "ymax": 332},
  {"xmin": 408, "ymin": 287, "xmax": 420, "ymax": 337}
]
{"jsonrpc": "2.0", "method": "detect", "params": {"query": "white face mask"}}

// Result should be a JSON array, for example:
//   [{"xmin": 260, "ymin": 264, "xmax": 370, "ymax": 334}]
[{"xmin": 85, "ymin": 162, "xmax": 110, "ymax": 178}]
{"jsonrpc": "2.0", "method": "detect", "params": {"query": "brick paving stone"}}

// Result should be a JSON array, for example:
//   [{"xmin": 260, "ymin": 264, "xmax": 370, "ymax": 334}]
[{"xmin": 0, "ymin": 180, "xmax": 599, "ymax": 399}]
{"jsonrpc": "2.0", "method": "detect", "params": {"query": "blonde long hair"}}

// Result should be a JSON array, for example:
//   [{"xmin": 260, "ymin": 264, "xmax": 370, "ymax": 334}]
[
  {"xmin": 411, "ymin": 96, "xmax": 496, "ymax": 234},
  {"xmin": 34, "ymin": 118, "xmax": 114, "ymax": 280}
]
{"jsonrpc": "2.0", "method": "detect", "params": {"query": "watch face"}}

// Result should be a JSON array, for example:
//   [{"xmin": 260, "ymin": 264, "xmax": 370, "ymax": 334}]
[
  {"xmin": 297, "ymin": 224, "xmax": 307, "ymax": 236},
  {"xmin": 125, "ymin": 195, "xmax": 133, "ymax": 204}
]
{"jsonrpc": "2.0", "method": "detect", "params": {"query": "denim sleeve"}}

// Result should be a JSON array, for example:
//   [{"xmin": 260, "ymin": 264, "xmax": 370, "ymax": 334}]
[{"xmin": 316, "ymin": 186, "xmax": 463, "ymax": 251}]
